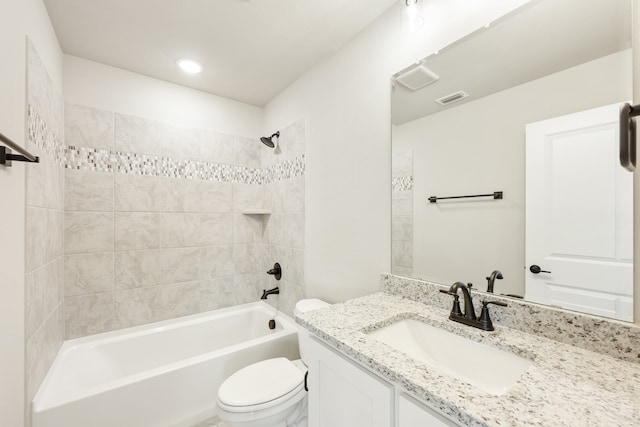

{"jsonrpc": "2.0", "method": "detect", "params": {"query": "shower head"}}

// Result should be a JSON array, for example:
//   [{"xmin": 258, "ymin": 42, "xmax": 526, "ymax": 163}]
[{"xmin": 260, "ymin": 131, "xmax": 280, "ymax": 148}]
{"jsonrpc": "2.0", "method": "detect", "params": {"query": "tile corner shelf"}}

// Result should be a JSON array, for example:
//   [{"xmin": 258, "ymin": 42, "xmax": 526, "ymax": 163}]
[{"xmin": 241, "ymin": 209, "xmax": 272, "ymax": 215}]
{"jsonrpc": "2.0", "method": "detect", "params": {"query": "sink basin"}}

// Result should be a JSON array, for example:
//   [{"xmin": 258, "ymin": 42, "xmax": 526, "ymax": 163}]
[{"xmin": 367, "ymin": 319, "xmax": 532, "ymax": 395}]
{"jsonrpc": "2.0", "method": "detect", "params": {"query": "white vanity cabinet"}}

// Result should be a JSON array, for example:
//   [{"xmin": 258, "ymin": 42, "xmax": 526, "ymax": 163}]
[
  {"xmin": 307, "ymin": 336, "xmax": 393, "ymax": 427},
  {"xmin": 307, "ymin": 336, "xmax": 462, "ymax": 427},
  {"xmin": 397, "ymin": 393, "xmax": 459, "ymax": 427}
]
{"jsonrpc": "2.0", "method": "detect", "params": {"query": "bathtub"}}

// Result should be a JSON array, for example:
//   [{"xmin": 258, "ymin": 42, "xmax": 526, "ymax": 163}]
[{"xmin": 32, "ymin": 301, "xmax": 299, "ymax": 427}]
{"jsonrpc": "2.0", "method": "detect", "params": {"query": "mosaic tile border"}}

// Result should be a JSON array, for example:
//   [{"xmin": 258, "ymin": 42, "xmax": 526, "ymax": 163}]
[
  {"xmin": 392, "ymin": 175, "xmax": 413, "ymax": 192},
  {"xmin": 27, "ymin": 104, "xmax": 64, "ymax": 165},
  {"xmin": 64, "ymin": 146, "xmax": 304, "ymax": 185},
  {"xmin": 65, "ymin": 146, "xmax": 306, "ymax": 185},
  {"xmin": 28, "ymin": 103, "xmax": 306, "ymax": 184}
]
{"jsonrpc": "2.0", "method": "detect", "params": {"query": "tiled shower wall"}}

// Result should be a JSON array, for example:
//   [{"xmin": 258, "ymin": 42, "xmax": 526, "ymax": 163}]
[
  {"xmin": 25, "ymin": 41, "xmax": 65, "ymax": 420},
  {"xmin": 63, "ymin": 105, "xmax": 306, "ymax": 338},
  {"xmin": 262, "ymin": 120, "xmax": 306, "ymax": 315},
  {"xmin": 391, "ymin": 150, "xmax": 413, "ymax": 276}
]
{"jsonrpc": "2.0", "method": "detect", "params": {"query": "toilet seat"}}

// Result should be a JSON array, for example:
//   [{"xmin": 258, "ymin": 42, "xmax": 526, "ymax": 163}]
[{"xmin": 217, "ymin": 358, "xmax": 305, "ymax": 413}]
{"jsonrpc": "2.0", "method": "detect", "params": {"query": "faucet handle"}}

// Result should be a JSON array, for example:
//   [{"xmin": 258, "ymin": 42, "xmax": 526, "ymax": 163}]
[
  {"xmin": 439, "ymin": 289, "xmax": 457, "ymax": 297},
  {"xmin": 478, "ymin": 300, "xmax": 507, "ymax": 331},
  {"xmin": 482, "ymin": 300, "xmax": 508, "ymax": 308},
  {"xmin": 439, "ymin": 290, "xmax": 463, "ymax": 317}
]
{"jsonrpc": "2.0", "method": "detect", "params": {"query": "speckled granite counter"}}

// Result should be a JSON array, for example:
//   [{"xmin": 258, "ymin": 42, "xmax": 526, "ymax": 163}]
[{"xmin": 297, "ymin": 293, "xmax": 640, "ymax": 427}]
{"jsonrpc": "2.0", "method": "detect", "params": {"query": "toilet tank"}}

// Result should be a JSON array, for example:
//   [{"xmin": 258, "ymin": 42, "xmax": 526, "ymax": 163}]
[{"xmin": 294, "ymin": 299, "xmax": 330, "ymax": 364}]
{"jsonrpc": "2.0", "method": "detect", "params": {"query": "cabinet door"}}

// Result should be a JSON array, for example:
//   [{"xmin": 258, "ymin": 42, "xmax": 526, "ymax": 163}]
[
  {"xmin": 397, "ymin": 394, "xmax": 460, "ymax": 427},
  {"xmin": 307, "ymin": 337, "xmax": 393, "ymax": 427}
]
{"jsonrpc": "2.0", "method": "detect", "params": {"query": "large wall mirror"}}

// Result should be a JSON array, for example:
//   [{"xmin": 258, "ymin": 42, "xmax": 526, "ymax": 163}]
[{"xmin": 391, "ymin": 0, "xmax": 633, "ymax": 321}]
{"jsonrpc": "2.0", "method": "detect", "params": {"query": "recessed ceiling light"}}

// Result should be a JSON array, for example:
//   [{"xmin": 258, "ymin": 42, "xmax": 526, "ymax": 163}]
[{"xmin": 176, "ymin": 59, "xmax": 203, "ymax": 74}]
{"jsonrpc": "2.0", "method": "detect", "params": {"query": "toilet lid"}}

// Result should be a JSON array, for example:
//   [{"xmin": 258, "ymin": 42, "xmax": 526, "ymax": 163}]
[{"xmin": 218, "ymin": 358, "xmax": 304, "ymax": 407}]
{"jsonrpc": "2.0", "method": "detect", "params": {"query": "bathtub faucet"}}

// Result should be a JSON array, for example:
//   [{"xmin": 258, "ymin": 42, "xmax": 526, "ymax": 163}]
[{"xmin": 261, "ymin": 287, "xmax": 280, "ymax": 300}]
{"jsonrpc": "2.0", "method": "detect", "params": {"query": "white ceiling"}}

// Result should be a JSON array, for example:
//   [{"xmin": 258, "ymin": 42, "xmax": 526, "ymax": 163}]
[
  {"xmin": 43, "ymin": 0, "xmax": 398, "ymax": 107},
  {"xmin": 391, "ymin": 0, "xmax": 632, "ymax": 125}
]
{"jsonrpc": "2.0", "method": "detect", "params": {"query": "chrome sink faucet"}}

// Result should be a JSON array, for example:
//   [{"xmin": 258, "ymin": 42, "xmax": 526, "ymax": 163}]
[{"xmin": 440, "ymin": 282, "xmax": 507, "ymax": 331}]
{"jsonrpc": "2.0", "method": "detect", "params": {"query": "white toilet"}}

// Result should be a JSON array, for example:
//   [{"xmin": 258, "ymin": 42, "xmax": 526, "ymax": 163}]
[{"xmin": 216, "ymin": 299, "xmax": 330, "ymax": 427}]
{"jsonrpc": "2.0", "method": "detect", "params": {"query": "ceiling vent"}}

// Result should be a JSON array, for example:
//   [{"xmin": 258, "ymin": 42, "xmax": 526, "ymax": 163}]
[
  {"xmin": 395, "ymin": 65, "xmax": 439, "ymax": 91},
  {"xmin": 435, "ymin": 90, "xmax": 469, "ymax": 106}
]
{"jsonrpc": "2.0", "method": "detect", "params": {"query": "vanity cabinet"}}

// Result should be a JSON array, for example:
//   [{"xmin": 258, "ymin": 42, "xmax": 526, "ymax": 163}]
[
  {"xmin": 397, "ymin": 394, "xmax": 459, "ymax": 427},
  {"xmin": 307, "ymin": 336, "xmax": 461, "ymax": 427},
  {"xmin": 307, "ymin": 336, "xmax": 393, "ymax": 427}
]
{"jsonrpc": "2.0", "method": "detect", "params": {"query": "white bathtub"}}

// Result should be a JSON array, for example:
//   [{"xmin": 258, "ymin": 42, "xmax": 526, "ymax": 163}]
[{"xmin": 32, "ymin": 301, "xmax": 299, "ymax": 427}]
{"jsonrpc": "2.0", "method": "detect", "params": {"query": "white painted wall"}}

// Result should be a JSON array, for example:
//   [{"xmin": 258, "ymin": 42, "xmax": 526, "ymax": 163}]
[
  {"xmin": 63, "ymin": 55, "xmax": 263, "ymax": 137},
  {"xmin": 263, "ymin": 0, "xmax": 529, "ymax": 302},
  {"xmin": 0, "ymin": 0, "xmax": 62, "ymax": 425},
  {"xmin": 393, "ymin": 51, "xmax": 631, "ymax": 296}
]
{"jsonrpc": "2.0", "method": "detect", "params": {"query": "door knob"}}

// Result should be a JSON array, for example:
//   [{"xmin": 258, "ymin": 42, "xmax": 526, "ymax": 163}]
[{"xmin": 529, "ymin": 265, "xmax": 551, "ymax": 274}]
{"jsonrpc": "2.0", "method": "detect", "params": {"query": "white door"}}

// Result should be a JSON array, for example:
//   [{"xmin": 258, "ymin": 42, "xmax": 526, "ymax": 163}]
[{"xmin": 525, "ymin": 103, "xmax": 633, "ymax": 321}]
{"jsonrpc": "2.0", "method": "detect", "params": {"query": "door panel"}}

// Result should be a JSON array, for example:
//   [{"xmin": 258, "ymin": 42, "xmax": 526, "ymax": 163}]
[{"xmin": 525, "ymin": 103, "xmax": 633, "ymax": 321}]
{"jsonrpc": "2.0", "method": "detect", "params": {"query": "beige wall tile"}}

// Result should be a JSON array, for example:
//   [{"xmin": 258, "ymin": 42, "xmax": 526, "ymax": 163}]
[
  {"xmin": 65, "ymin": 169, "xmax": 114, "ymax": 211},
  {"xmin": 115, "ymin": 113, "xmax": 162, "ymax": 156},
  {"xmin": 233, "ymin": 213, "xmax": 264, "ymax": 244},
  {"xmin": 275, "ymin": 280, "xmax": 305, "ymax": 318},
  {"xmin": 26, "ymin": 258, "xmax": 64, "ymax": 339},
  {"xmin": 285, "ymin": 176, "xmax": 305, "ymax": 214},
  {"xmin": 65, "ymin": 252, "xmax": 114, "ymax": 297},
  {"xmin": 64, "ymin": 212, "xmax": 114, "ymax": 254},
  {"xmin": 233, "ymin": 273, "xmax": 265, "ymax": 305},
  {"xmin": 115, "ymin": 247, "xmax": 202, "ymax": 289},
  {"xmin": 392, "ymin": 190, "xmax": 413, "ymax": 216},
  {"xmin": 162, "ymin": 122, "xmax": 201, "ymax": 161},
  {"xmin": 201, "ymin": 131, "xmax": 234, "ymax": 164},
  {"xmin": 392, "ymin": 215, "xmax": 413, "ymax": 241},
  {"xmin": 234, "ymin": 136, "xmax": 260, "ymax": 169},
  {"xmin": 392, "ymin": 240, "xmax": 413, "ymax": 269},
  {"xmin": 201, "ymin": 245, "xmax": 235, "ymax": 279},
  {"xmin": 114, "ymin": 174, "xmax": 163, "ymax": 212},
  {"xmin": 65, "ymin": 293, "xmax": 114, "ymax": 339},
  {"xmin": 65, "ymin": 104, "xmax": 114, "ymax": 150},
  {"xmin": 162, "ymin": 179, "xmax": 233, "ymax": 213},
  {"xmin": 233, "ymin": 243, "xmax": 267, "ymax": 275},
  {"xmin": 194, "ymin": 181, "xmax": 233, "ymax": 213},
  {"xmin": 26, "ymin": 149, "xmax": 64, "ymax": 210},
  {"xmin": 114, "ymin": 212, "xmax": 162, "ymax": 251},
  {"xmin": 114, "ymin": 282, "xmax": 201, "ymax": 328},
  {"xmin": 199, "ymin": 278, "xmax": 235, "ymax": 311},
  {"xmin": 233, "ymin": 183, "xmax": 270, "ymax": 213},
  {"xmin": 26, "ymin": 303, "xmax": 64, "ymax": 402},
  {"xmin": 26, "ymin": 207, "xmax": 64, "ymax": 272},
  {"xmin": 161, "ymin": 213, "xmax": 233, "ymax": 247}
]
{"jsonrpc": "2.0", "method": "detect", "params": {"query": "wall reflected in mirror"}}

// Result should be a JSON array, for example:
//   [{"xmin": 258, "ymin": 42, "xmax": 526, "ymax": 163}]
[{"xmin": 390, "ymin": 0, "xmax": 633, "ymax": 321}]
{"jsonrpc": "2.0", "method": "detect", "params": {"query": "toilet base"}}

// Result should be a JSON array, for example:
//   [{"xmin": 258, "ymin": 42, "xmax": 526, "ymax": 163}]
[{"xmin": 217, "ymin": 395, "xmax": 307, "ymax": 427}]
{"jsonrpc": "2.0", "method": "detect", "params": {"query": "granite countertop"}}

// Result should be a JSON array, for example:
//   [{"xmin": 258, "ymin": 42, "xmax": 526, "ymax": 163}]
[{"xmin": 297, "ymin": 292, "xmax": 640, "ymax": 427}]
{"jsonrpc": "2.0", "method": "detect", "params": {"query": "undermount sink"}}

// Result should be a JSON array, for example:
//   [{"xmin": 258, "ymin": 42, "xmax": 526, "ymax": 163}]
[{"xmin": 367, "ymin": 319, "xmax": 532, "ymax": 395}]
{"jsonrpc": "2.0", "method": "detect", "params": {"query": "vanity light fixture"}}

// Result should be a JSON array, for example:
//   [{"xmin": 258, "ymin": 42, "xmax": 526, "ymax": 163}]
[{"xmin": 176, "ymin": 58, "xmax": 203, "ymax": 74}]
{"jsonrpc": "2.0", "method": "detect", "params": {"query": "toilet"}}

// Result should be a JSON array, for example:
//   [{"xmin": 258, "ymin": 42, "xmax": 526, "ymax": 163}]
[{"xmin": 216, "ymin": 299, "xmax": 330, "ymax": 427}]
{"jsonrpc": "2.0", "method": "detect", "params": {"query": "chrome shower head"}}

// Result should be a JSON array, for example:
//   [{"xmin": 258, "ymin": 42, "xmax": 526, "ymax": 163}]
[{"xmin": 260, "ymin": 131, "xmax": 280, "ymax": 148}]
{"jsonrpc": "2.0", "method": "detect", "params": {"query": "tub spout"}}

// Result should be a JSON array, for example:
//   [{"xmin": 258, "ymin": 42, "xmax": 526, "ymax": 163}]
[{"xmin": 261, "ymin": 287, "xmax": 280, "ymax": 300}]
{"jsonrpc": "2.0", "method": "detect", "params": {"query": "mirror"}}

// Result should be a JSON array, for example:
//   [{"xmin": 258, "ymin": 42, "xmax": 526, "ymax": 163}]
[{"xmin": 391, "ymin": 0, "xmax": 633, "ymax": 321}]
